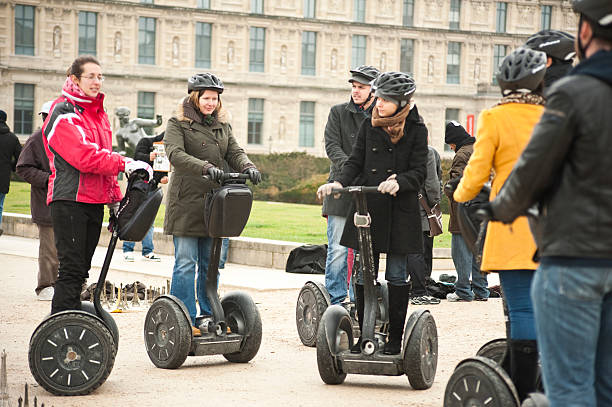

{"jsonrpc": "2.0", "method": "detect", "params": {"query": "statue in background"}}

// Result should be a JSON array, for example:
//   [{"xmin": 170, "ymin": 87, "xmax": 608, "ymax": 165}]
[{"xmin": 114, "ymin": 107, "xmax": 162, "ymax": 156}]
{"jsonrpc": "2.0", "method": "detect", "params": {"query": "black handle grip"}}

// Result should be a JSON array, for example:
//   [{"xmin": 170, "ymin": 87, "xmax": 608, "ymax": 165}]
[{"xmin": 331, "ymin": 186, "xmax": 381, "ymax": 195}]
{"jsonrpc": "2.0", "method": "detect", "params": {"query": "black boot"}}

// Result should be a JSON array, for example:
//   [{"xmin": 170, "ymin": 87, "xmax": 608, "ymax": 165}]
[
  {"xmin": 383, "ymin": 284, "xmax": 410, "ymax": 355},
  {"xmin": 509, "ymin": 339, "xmax": 539, "ymax": 402},
  {"xmin": 351, "ymin": 284, "xmax": 364, "ymax": 353}
]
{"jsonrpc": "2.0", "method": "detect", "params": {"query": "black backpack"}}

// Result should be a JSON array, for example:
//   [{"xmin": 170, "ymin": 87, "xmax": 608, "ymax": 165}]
[
  {"xmin": 285, "ymin": 244, "xmax": 328, "ymax": 274},
  {"xmin": 115, "ymin": 170, "xmax": 162, "ymax": 241}
]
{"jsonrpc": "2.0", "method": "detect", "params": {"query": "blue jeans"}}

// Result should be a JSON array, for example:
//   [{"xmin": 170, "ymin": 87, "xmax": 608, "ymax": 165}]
[
  {"xmin": 532, "ymin": 260, "xmax": 612, "ymax": 407},
  {"xmin": 122, "ymin": 225, "xmax": 154, "ymax": 256},
  {"xmin": 325, "ymin": 216, "xmax": 350, "ymax": 304},
  {"xmin": 170, "ymin": 236, "xmax": 216, "ymax": 326},
  {"xmin": 354, "ymin": 252, "xmax": 409, "ymax": 287},
  {"xmin": 498, "ymin": 270, "xmax": 536, "ymax": 340},
  {"xmin": 219, "ymin": 238, "xmax": 229, "ymax": 269},
  {"xmin": 0, "ymin": 192, "xmax": 5, "ymax": 227},
  {"xmin": 451, "ymin": 233, "xmax": 489, "ymax": 300}
]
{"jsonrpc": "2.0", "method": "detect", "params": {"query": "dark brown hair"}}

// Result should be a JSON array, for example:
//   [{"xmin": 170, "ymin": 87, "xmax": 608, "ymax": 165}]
[{"xmin": 66, "ymin": 55, "xmax": 101, "ymax": 78}]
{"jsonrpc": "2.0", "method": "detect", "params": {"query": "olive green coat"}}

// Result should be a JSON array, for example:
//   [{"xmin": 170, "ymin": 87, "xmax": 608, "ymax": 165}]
[{"xmin": 163, "ymin": 98, "xmax": 255, "ymax": 237}]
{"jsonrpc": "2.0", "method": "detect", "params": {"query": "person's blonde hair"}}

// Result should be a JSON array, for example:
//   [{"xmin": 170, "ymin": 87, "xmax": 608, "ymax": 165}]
[{"xmin": 188, "ymin": 89, "xmax": 222, "ymax": 115}]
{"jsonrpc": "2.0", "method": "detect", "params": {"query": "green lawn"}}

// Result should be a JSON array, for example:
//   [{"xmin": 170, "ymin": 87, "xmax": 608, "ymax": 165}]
[{"xmin": 4, "ymin": 181, "xmax": 451, "ymax": 247}]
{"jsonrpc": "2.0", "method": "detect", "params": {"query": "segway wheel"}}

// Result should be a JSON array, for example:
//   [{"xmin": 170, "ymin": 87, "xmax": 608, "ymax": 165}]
[
  {"xmin": 476, "ymin": 338, "xmax": 507, "ymax": 364},
  {"xmin": 144, "ymin": 297, "xmax": 191, "ymax": 369},
  {"xmin": 444, "ymin": 356, "xmax": 519, "ymax": 407},
  {"xmin": 296, "ymin": 282, "xmax": 329, "ymax": 347},
  {"xmin": 222, "ymin": 292, "xmax": 262, "ymax": 363},
  {"xmin": 81, "ymin": 302, "xmax": 119, "ymax": 350},
  {"xmin": 404, "ymin": 311, "xmax": 438, "ymax": 390},
  {"xmin": 29, "ymin": 312, "xmax": 116, "ymax": 396},
  {"xmin": 315, "ymin": 307, "xmax": 351, "ymax": 385}
]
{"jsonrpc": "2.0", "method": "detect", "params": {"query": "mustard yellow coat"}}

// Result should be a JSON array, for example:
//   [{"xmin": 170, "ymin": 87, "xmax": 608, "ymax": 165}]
[{"xmin": 454, "ymin": 102, "xmax": 543, "ymax": 272}]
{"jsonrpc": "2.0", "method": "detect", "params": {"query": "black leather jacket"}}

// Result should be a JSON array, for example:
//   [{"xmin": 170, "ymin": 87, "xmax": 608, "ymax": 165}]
[{"xmin": 492, "ymin": 50, "xmax": 612, "ymax": 259}]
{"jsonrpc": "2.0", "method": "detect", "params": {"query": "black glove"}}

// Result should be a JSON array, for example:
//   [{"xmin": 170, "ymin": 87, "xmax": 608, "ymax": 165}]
[
  {"xmin": 243, "ymin": 168, "xmax": 262, "ymax": 185},
  {"xmin": 206, "ymin": 166, "xmax": 223, "ymax": 183},
  {"xmin": 476, "ymin": 202, "xmax": 497, "ymax": 222},
  {"xmin": 444, "ymin": 177, "xmax": 461, "ymax": 196}
]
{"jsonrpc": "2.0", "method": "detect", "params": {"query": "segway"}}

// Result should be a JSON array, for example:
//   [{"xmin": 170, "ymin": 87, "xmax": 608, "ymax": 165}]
[
  {"xmin": 28, "ymin": 170, "xmax": 162, "ymax": 395},
  {"xmin": 296, "ymin": 256, "xmax": 389, "ymax": 347},
  {"xmin": 144, "ymin": 173, "xmax": 262, "ymax": 369},
  {"xmin": 443, "ymin": 205, "xmax": 547, "ymax": 407},
  {"xmin": 315, "ymin": 186, "xmax": 438, "ymax": 388}
]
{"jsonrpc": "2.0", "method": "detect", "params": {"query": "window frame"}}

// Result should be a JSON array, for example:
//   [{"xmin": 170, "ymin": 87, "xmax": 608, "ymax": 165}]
[
  {"xmin": 301, "ymin": 31, "xmax": 317, "ymax": 76},
  {"xmin": 496, "ymin": 2, "xmax": 507, "ymax": 33},
  {"xmin": 446, "ymin": 41, "xmax": 461, "ymax": 84},
  {"xmin": 247, "ymin": 98, "xmax": 265, "ymax": 145},
  {"xmin": 78, "ymin": 11, "xmax": 98, "ymax": 56},
  {"xmin": 400, "ymin": 38, "xmax": 414, "ymax": 75},
  {"xmin": 449, "ymin": 0, "xmax": 461, "ymax": 30},
  {"xmin": 354, "ymin": 0, "xmax": 365, "ymax": 22},
  {"xmin": 351, "ymin": 35, "xmax": 367, "ymax": 69},
  {"xmin": 15, "ymin": 4, "xmax": 35, "ymax": 56},
  {"xmin": 195, "ymin": 22, "xmax": 212, "ymax": 69},
  {"xmin": 249, "ymin": 27, "xmax": 266, "ymax": 72},
  {"xmin": 402, "ymin": 0, "xmax": 414, "ymax": 27},
  {"xmin": 299, "ymin": 101, "xmax": 315, "ymax": 148},
  {"xmin": 138, "ymin": 17, "xmax": 156, "ymax": 65},
  {"xmin": 14, "ymin": 83, "xmax": 35, "ymax": 136},
  {"xmin": 541, "ymin": 5, "xmax": 552, "ymax": 30}
]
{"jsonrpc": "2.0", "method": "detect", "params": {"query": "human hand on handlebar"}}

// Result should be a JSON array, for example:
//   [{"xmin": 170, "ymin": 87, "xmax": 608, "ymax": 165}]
[
  {"xmin": 378, "ymin": 174, "xmax": 399, "ymax": 196},
  {"xmin": 206, "ymin": 166, "xmax": 224, "ymax": 183},
  {"xmin": 243, "ymin": 167, "xmax": 262, "ymax": 185},
  {"xmin": 124, "ymin": 158, "xmax": 153, "ymax": 181},
  {"xmin": 317, "ymin": 181, "xmax": 343, "ymax": 200}
]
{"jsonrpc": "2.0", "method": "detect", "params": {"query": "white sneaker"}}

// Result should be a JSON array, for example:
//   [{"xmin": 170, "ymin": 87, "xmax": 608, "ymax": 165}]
[
  {"xmin": 143, "ymin": 253, "xmax": 161, "ymax": 262},
  {"xmin": 37, "ymin": 286, "xmax": 54, "ymax": 301},
  {"xmin": 124, "ymin": 253, "xmax": 134, "ymax": 262}
]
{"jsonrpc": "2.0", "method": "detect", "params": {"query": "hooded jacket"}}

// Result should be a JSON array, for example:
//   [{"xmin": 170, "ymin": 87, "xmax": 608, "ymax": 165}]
[
  {"xmin": 163, "ymin": 98, "xmax": 255, "ymax": 237},
  {"xmin": 42, "ymin": 79, "xmax": 125, "ymax": 205},
  {"xmin": 492, "ymin": 50, "xmax": 612, "ymax": 260},
  {"xmin": 0, "ymin": 122, "xmax": 21, "ymax": 194}
]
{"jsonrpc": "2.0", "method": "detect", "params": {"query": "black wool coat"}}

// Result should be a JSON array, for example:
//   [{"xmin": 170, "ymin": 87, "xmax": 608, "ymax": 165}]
[
  {"xmin": 335, "ymin": 105, "xmax": 428, "ymax": 255},
  {"xmin": 0, "ymin": 123, "xmax": 22, "ymax": 194}
]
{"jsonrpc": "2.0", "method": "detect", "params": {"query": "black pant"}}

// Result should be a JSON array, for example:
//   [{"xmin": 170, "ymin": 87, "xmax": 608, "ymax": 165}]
[
  {"xmin": 50, "ymin": 201, "xmax": 103, "ymax": 313},
  {"xmin": 407, "ymin": 232, "xmax": 434, "ymax": 297}
]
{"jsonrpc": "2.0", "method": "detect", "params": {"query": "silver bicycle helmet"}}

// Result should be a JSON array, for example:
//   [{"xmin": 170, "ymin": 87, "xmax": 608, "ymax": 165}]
[
  {"xmin": 187, "ymin": 73, "xmax": 224, "ymax": 94},
  {"xmin": 371, "ymin": 71, "xmax": 416, "ymax": 107}
]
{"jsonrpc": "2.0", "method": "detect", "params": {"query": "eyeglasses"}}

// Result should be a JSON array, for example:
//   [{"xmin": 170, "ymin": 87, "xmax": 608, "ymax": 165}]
[{"xmin": 81, "ymin": 74, "xmax": 105, "ymax": 82}]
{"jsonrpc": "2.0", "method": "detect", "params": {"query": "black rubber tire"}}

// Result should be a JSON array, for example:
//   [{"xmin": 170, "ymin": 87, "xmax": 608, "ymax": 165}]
[
  {"xmin": 444, "ymin": 358, "xmax": 518, "ymax": 407},
  {"xmin": 29, "ymin": 313, "xmax": 116, "ymax": 396},
  {"xmin": 315, "ymin": 309, "xmax": 350, "ymax": 385},
  {"xmin": 144, "ymin": 297, "xmax": 191, "ymax": 369},
  {"xmin": 81, "ymin": 302, "xmax": 119, "ymax": 350},
  {"xmin": 404, "ymin": 312, "xmax": 438, "ymax": 390},
  {"xmin": 476, "ymin": 338, "xmax": 507, "ymax": 364},
  {"xmin": 296, "ymin": 282, "xmax": 329, "ymax": 347},
  {"xmin": 222, "ymin": 292, "xmax": 262, "ymax": 363}
]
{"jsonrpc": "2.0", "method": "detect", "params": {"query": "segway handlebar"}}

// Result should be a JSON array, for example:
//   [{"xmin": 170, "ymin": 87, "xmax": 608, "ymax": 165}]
[
  {"xmin": 203, "ymin": 172, "xmax": 251, "ymax": 183},
  {"xmin": 331, "ymin": 186, "xmax": 381, "ymax": 195}
]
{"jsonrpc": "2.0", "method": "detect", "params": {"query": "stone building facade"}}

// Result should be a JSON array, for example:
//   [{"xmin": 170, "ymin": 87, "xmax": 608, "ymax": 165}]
[{"xmin": 0, "ymin": 0, "xmax": 577, "ymax": 156}]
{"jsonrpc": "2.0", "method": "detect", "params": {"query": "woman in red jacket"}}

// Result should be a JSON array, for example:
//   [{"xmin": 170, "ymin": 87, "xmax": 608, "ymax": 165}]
[{"xmin": 43, "ymin": 55, "xmax": 151, "ymax": 313}]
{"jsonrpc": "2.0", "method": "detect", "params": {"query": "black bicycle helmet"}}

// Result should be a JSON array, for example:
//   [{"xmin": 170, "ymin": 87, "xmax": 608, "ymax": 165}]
[
  {"xmin": 496, "ymin": 47, "xmax": 547, "ymax": 95},
  {"xmin": 348, "ymin": 65, "xmax": 380, "ymax": 84},
  {"xmin": 371, "ymin": 71, "xmax": 416, "ymax": 107},
  {"xmin": 187, "ymin": 73, "xmax": 224, "ymax": 94},
  {"xmin": 525, "ymin": 30, "xmax": 576, "ymax": 61},
  {"xmin": 573, "ymin": 0, "xmax": 612, "ymax": 28}
]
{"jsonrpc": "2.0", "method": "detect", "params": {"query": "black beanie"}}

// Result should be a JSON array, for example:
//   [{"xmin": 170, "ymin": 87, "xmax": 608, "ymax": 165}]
[
  {"xmin": 445, "ymin": 121, "xmax": 471, "ymax": 145},
  {"xmin": 0, "ymin": 110, "xmax": 6, "ymax": 123}
]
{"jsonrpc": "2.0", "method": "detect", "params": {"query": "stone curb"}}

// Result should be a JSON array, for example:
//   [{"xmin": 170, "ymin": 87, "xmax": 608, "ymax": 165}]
[{"xmin": 1, "ymin": 213, "xmax": 452, "ymax": 269}]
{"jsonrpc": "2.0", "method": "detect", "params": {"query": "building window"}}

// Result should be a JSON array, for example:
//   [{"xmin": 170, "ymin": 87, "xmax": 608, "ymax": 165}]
[
  {"xmin": 446, "ymin": 42, "xmax": 461, "ymax": 84},
  {"xmin": 14, "ymin": 83, "xmax": 35, "ymax": 135},
  {"xmin": 248, "ymin": 99, "xmax": 264, "ymax": 145},
  {"xmin": 352, "ymin": 35, "xmax": 366, "ymax": 68},
  {"xmin": 195, "ymin": 22, "xmax": 212, "ymax": 69},
  {"xmin": 138, "ymin": 17, "xmax": 156, "ymax": 65},
  {"xmin": 197, "ymin": 0, "xmax": 210, "ymax": 8},
  {"xmin": 299, "ymin": 102, "xmax": 315, "ymax": 148},
  {"xmin": 400, "ymin": 39, "xmax": 414, "ymax": 74},
  {"xmin": 138, "ymin": 91, "xmax": 155, "ymax": 135},
  {"xmin": 496, "ymin": 2, "xmax": 507, "ymax": 33},
  {"xmin": 78, "ymin": 11, "xmax": 97, "ymax": 56},
  {"xmin": 354, "ymin": 0, "xmax": 365, "ymax": 22},
  {"xmin": 252, "ymin": 0, "xmax": 263, "ymax": 14},
  {"xmin": 141, "ymin": 0, "xmax": 153, "ymax": 3},
  {"xmin": 15, "ymin": 5, "xmax": 35, "ymax": 56},
  {"xmin": 449, "ymin": 0, "xmax": 461, "ymax": 30},
  {"xmin": 444, "ymin": 108, "xmax": 460, "ymax": 152},
  {"xmin": 249, "ymin": 27, "xmax": 265, "ymax": 72},
  {"xmin": 492, "ymin": 44, "xmax": 508, "ymax": 85},
  {"xmin": 304, "ymin": 0, "xmax": 315, "ymax": 18},
  {"xmin": 541, "ymin": 5, "xmax": 552, "ymax": 30},
  {"xmin": 403, "ymin": 0, "xmax": 414, "ymax": 27},
  {"xmin": 301, "ymin": 31, "xmax": 316, "ymax": 76}
]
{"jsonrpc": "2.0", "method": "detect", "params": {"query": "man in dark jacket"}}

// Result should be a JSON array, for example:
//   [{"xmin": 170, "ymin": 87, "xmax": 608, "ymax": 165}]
[
  {"xmin": 322, "ymin": 65, "xmax": 379, "ymax": 305},
  {"xmin": 0, "ymin": 109, "xmax": 22, "ymax": 236},
  {"xmin": 16, "ymin": 101, "xmax": 59, "ymax": 300},
  {"xmin": 488, "ymin": 1, "xmax": 612, "ymax": 404},
  {"xmin": 444, "ymin": 121, "xmax": 488, "ymax": 302}
]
